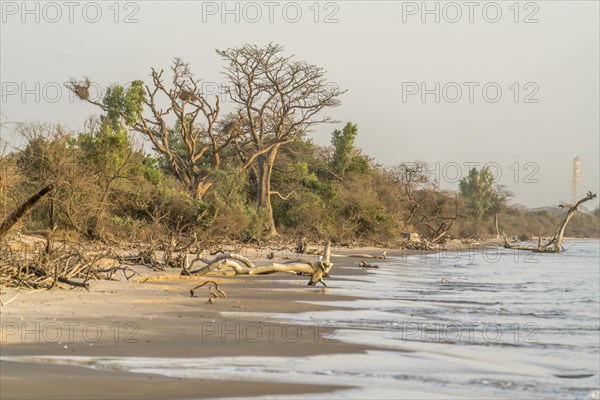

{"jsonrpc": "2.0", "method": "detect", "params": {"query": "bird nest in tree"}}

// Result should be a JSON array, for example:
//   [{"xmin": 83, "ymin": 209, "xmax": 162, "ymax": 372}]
[{"xmin": 72, "ymin": 84, "xmax": 90, "ymax": 100}]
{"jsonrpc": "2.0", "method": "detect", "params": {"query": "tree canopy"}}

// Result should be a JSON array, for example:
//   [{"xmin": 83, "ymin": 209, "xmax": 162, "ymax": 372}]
[{"xmin": 459, "ymin": 167, "xmax": 496, "ymax": 220}]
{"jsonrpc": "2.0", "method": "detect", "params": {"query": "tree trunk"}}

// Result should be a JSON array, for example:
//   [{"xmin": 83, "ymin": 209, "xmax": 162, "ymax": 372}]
[
  {"xmin": 547, "ymin": 192, "xmax": 596, "ymax": 252},
  {"xmin": 494, "ymin": 213, "xmax": 500, "ymax": 237},
  {"xmin": 193, "ymin": 179, "xmax": 213, "ymax": 199},
  {"xmin": 553, "ymin": 205, "xmax": 581, "ymax": 251},
  {"xmin": 0, "ymin": 184, "xmax": 53, "ymax": 241},
  {"xmin": 184, "ymin": 241, "xmax": 333, "ymax": 286},
  {"xmin": 256, "ymin": 145, "xmax": 280, "ymax": 236}
]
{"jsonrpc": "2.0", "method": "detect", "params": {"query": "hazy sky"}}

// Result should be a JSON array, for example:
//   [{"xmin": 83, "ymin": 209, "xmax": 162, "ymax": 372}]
[{"xmin": 1, "ymin": 1, "xmax": 598, "ymax": 209}]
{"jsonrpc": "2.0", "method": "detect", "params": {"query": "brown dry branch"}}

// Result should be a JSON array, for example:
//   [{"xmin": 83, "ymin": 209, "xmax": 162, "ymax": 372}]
[
  {"xmin": 0, "ymin": 236, "xmax": 135, "ymax": 291},
  {"xmin": 116, "ymin": 243, "xmax": 166, "ymax": 271},
  {"xmin": 190, "ymin": 280, "xmax": 227, "ymax": 304},
  {"xmin": 95, "ymin": 266, "xmax": 141, "ymax": 281}
]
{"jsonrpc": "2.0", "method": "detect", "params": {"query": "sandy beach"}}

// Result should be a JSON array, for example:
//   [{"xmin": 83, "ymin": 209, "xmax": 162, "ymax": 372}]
[
  {"xmin": 0, "ymin": 249, "xmax": 395, "ymax": 399},
  {"xmin": 2, "ymin": 241, "xmax": 599, "ymax": 399}
]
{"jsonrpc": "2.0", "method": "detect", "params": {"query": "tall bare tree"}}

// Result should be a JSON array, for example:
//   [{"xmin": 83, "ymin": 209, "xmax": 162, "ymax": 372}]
[
  {"xmin": 217, "ymin": 43, "xmax": 345, "ymax": 235},
  {"xmin": 67, "ymin": 59, "xmax": 240, "ymax": 198},
  {"xmin": 391, "ymin": 162, "xmax": 431, "ymax": 226}
]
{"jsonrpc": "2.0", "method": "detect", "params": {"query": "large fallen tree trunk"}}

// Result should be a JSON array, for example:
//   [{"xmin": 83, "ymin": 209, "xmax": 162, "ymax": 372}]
[
  {"xmin": 183, "ymin": 242, "xmax": 333, "ymax": 286},
  {"xmin": 504, "ymin": 191, "xmax": 597, "ymax": 253},
  {"xmin": 0, "ymin": 184, "xmax": 54, "ymax": 241}
]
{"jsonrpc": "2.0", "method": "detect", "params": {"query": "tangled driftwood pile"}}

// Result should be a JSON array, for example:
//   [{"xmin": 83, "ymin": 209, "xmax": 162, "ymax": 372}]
[{"xmin": 0, "ymin": 237, "xmax": 140, "ymax": 291}]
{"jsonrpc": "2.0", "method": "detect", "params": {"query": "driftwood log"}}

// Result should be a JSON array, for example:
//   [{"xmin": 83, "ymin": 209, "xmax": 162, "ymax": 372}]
[
  {"xmin": 348, "ymin": 251, "xmax": 386, "ymax": 259},
  {"xmin": 359, "ymin": 260, "xmax": 379, "ymax": 269},
  {"xmin": 504, "ymin": 191, "xmax": 597, "ymax": 253},
  {"xmin": 183, "ymin": 242, "xmax": 333, "ymax": 286}
]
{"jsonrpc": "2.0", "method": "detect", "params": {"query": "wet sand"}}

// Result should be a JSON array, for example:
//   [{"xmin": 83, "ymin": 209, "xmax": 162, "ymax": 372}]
[{"xmin": 0, "ymin": 360, "xmax": 345, "ymax": 400}]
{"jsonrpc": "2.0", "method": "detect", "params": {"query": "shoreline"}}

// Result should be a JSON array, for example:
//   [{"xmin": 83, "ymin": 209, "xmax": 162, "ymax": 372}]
[
  {"xmin": 1, "ymin": 239, "xmax": 599, "ymax": 399},
  {"xmin": 1, "ymin": 251, "xmax": 385, "ymax": 399}
]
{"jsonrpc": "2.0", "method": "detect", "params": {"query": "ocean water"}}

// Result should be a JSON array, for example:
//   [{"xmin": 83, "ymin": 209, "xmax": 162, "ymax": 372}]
[
  {"xmin": 3, "ymin": 241, "xmax": 599, "ymax": 399},
  {"xmin": 222, "ymin": 240, "xmax": 600, "ymax": 399}
]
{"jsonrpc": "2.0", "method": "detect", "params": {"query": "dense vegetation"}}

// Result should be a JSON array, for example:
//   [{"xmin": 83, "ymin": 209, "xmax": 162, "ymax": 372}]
[
  {"xmin": 1, "ymin": 119, "xmax": 597, "ymax": 246},
  {"xmin": 1, "ymin": 44, "xmax": 598, "ymax": 245}
]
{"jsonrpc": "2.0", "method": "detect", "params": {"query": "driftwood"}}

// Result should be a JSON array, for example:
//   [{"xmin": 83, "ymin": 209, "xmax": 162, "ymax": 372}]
[
  {"xmin": 95, "ymin": 266, "xmax": 140, "ymax": 281},
  {"xmin": 401, "ymin": 240, "xmax": 435, "ymax": 250},
  {"xmin": 359, "ymin": 260, "xmax": 379, "ymax": 269},
  {"xmin": 0, "ymin": 235, "xmax": 129, "ymax": 290},
  {"xmin": 184, "ymin": 242, "xmax": 334, "ymax": 286},
  {"xmin": 0, "ymin": 184, "xmax": 53, "ymax": 241},
  {"xmin": 504, "ymin": 191, "xmax": 597, "ymax": 253},
  {"xmin": 295, "ymin": 237, "xmax": 324, "ymax": 255},
  {"xmin": 348, "ymin": 251, "xmax": 386, "ymax": 259},
  {"xmin": 117, "ymin": 249, "xmax": 166, "ymax": 271},
  {"xmin": 0, "ymin": 292, "xmax": 19, "ymax": 307},
  {"xmin": 190, "ymin": 280, "xmax": 227, "ymax": 304},
  {"xmin": 57, "ymin": 276, "xmax": 89, "ymax": 289}
]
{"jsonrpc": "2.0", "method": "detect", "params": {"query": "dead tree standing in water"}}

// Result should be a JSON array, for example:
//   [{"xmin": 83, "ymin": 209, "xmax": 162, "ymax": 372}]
[{"xmin": 504, "ymin": 191, "xmax": 597, "ymax": 253}]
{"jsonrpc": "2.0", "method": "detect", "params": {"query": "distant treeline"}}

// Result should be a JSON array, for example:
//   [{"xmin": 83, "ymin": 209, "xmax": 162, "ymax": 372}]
[{"xmin": 1, "ymin": 121, "xmax": 598, "ymax": 245}]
